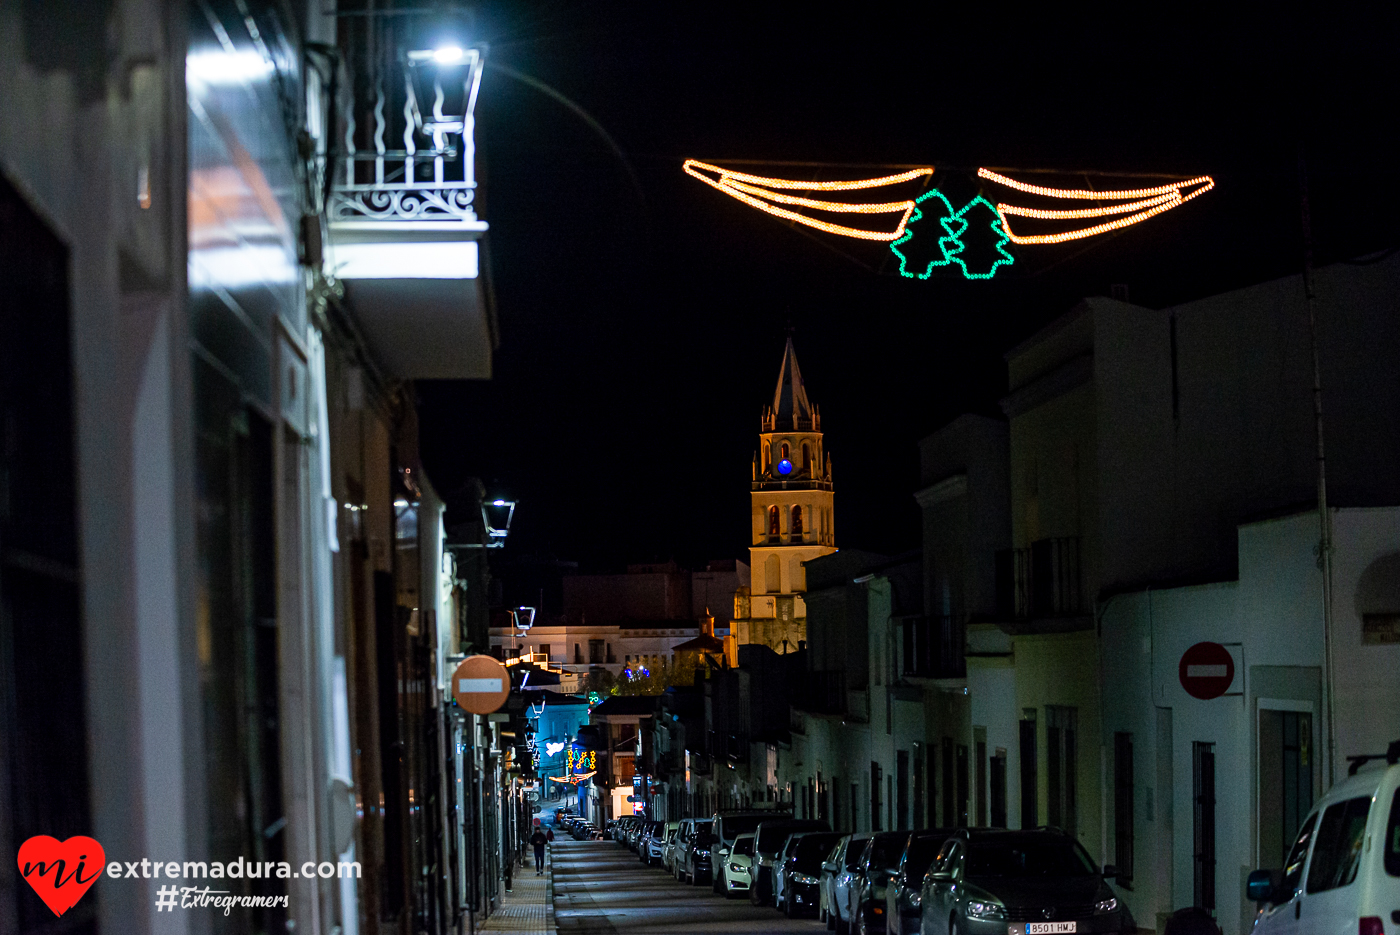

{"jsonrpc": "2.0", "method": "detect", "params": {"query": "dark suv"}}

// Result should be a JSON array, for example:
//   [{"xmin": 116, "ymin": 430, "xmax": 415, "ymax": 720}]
[{"xmin": 918, "ymin": 828, "xmax": 1132, "ymax": 934}]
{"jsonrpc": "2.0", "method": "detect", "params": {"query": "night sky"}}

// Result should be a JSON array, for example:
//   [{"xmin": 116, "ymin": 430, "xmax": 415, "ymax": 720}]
[{"xmin": 416, "ymin": 3, "xmax": 1400, "ymax": 573}]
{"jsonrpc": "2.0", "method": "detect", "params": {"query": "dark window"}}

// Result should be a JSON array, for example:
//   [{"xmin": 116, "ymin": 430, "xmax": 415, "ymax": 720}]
[
  {"xmin": 539, "ymin": 643, "xmax": 550, "ymax": 658},
  {"xmin": 588, "ymin": 640, "xmax": 604, "ymax": 664},
  {"xmin": 942, "ymin": 737, "xmax": 955, "ymax": 827},
  {"xmin": 955, "ymin": 744, "xmax": 969, "ymax": 827},
  {"xmin": 896, "ymin": 750, "xmax": 909, "ymax": 831},
  {"xmin": 1114, "ymin": 732, "xmax": 1134, "ymax": 883},
  {"xmin": 870, "ymin": 762, "xmax": 882, "ymax": 831},
  {"xmin": 1019, "ymin": 715, "xmax": 1038, "ymax": 828},
  {"xmin": 830, "ymin": 775, "xmax": 840, "ymax": 831},
  {"xmin": 975, "ymin": 738, "xmax": 988, "ymax": 826},
  {"xmin": 913, "ymin": 751, "xmax": 924, "ymax": 829},
  {"xmin": 1306, "ymin": 797, "xmax": 1372, "ymax": 893},
  {"xmin": 1193, "ymin": 741, "xmax": 1216, "ymax": 911},
  {"xmin": 850, "ymin": 783, "xmax": 859, "ymax": 835},
  {"xmin": 990, "ymin": 750, "xmax": 1008, "ymax": 828},
  {"xmin": 1384, "ymin": 788, "xmax": 1400, "ymax": 877},
  {"xmin": 781, "ymin": 443, "xmax": 788, "ymax": 460},
  {"xmin": 802, "ymin": 444, "xmax": 812, "ymax": 473},
  {"xmin": 768, "ymin": 506, "xmax": 779, "ymax": 537},
  {"xmin": 573, "ymin": 643, "xmax": 582, "ymax": 663},
  {"xmin": 791, "ymin": 505, "xmax": 802, "ymax": 537}
]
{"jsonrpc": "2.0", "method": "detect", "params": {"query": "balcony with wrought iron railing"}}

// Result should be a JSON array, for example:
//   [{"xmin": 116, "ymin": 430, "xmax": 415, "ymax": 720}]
[
  {"xmin": 327, "ymin": 33, "xmax": 493, "ymax": 378},
  {"xmin": 995, "ymin": 535, "xmax": 1086, "ymax": 624},
  {"xmin": 900, "ymin": 615, "xmax": 966, "ymax": 680}
]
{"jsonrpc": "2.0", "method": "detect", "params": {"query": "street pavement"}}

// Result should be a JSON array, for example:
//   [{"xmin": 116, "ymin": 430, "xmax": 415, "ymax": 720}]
[{"xmin": 552, "ymin": 838, "xmax": 824, "ymax": 934}]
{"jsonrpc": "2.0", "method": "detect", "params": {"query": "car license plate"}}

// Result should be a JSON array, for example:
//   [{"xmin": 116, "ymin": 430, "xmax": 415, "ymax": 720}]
[{"xmin": 1023, "ymin": 925, "xmax": 1076, "ymax": 934}]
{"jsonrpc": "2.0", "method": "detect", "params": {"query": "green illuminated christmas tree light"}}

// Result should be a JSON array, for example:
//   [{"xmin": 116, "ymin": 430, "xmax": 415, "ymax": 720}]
[{"xmin": 890, "ymin": 189, "xmax": 1015, "ymax": 281}]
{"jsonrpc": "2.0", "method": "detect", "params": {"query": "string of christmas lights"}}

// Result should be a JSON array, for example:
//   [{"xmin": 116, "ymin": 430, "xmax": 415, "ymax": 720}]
[{"xmin": 683, "ymin": 159, "xmax": 935, "ymax": 241}]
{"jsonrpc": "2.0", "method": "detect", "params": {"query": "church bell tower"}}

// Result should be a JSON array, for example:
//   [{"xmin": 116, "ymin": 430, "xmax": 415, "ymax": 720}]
[{"xmin": 731, "ymin": 337, "xmax": 836, "ymax": 651}]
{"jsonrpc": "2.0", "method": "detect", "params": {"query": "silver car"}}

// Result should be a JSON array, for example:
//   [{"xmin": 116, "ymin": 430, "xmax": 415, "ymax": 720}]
[{"xmin": 823, "ymin": 832, "xmax": 872, "ymax": 933}]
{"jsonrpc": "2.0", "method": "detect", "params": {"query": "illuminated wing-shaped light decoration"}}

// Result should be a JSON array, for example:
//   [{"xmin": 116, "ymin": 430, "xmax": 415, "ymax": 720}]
[
  {"xmin": 684, "ymin": 160, "xmax": 1214, "ymax": 280},
  {"xmin": 978, "ymin": 169, "xmax": 1215, "ymax": 244},
  {"xmin": 682, "ymin": 160, "xmax": 935, "ymax": 242}
]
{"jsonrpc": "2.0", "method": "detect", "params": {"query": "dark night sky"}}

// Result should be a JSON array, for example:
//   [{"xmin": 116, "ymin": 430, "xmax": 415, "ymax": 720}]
[{"xmin": 416, "ymin": 3, "xmax": 1400, "ymax": 573}]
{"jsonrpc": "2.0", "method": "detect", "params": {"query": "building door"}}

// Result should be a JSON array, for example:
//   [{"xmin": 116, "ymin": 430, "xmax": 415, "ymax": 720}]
[
  {"xmin": 1019, "ymin": 712, "xmax": 1038, "ymax": 828},
  {"xmin": 1047, "ymin": 706, "xmax": 1078, "ymax": 835},
  {"xmin": 1258, "ymin": 708, "xmax": 1313, "ymax": 870},
  {"xmin": 990, "ymin": 749, "xmax": 1008, "ymax": 828},
  {"xmin": 0, "ymin": 174, "xmax": 92, "ymax": 935},
  {"xmin": 896, "ymin": 751, "xmax": 909, "ymax": 830},
  {"xmin": 1193, "ymin": 741, "xmax": 1216, "ymax": 912}
]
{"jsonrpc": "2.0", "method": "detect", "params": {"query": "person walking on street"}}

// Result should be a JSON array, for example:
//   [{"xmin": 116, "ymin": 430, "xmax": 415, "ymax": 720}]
[{"xmin": 530, "ymin": 827, "xmax": 549, "ymax": 875}]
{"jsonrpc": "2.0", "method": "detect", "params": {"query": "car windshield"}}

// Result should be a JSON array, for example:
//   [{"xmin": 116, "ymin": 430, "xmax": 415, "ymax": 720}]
[
  {"xmin": 903, "ymin": 835, "xmax": 948, "ymax": 879},
  {"xmin": 717, "ymin": 815, "xmax": 771, "ymax": 838},
  {"xmin": 694, "ymin": 820, "xmax": 712, "ymax": 837},
  {"xmin": 757, "ymin": 821, "xmax": 830, "ymax": 852},
  {"xmin": 794, "ymin": 833, "xmax": 842, "ymax": 868},
  {"xmin": 733, "ymin": 836, "xmax": 755, "ymax": 857},
  {"xmin": 867, "ymin": 834, "xmax": 908, "ymax": 871},
  {"xmin": 966, "ymin": 834, "xmax": 1099, "ymax": 878}
]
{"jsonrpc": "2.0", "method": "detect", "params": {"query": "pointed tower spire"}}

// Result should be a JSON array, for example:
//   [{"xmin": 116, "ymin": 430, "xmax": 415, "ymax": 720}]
[{"xmin": 771, "ymin": 336, "xmax": 814, "ymax": 431}]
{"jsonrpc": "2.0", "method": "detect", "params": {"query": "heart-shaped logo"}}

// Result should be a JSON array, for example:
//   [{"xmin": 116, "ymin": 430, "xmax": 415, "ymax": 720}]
[{"xmin": 17, "ymin": 835, "xmax": 105, "ymax": 917}]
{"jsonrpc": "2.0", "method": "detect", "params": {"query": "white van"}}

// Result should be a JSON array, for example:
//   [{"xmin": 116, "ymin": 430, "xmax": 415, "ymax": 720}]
[{"xmin": 1248, "ymin": 740, "xmax": 1400, "ymax": 935}]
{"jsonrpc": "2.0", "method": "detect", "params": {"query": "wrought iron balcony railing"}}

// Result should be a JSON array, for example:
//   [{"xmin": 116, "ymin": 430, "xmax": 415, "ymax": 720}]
[
  {"xmin": 331, "ymin": 45, "xmax": 486, "ymax": 227},
  {"xmin": 900, "ymin": 615, "xmax": 966, "ymax": 679},
  {"xmin": 995, "ymin": 535, "xmax": 1083, "ymax": 620}
]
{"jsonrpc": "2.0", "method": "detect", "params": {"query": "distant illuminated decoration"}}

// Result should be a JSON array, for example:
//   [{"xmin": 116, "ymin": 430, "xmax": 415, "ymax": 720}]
[
  {"xmin": 685, "ymin": 160, "xmax": 1215, "ymax": 280},
  {"xmin": 545, "ymin": 741, "xmax": 565, "ymax": 757}
]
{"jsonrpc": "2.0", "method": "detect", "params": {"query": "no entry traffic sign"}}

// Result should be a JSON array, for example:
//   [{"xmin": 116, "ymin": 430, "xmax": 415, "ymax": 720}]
[
  {"xmin": 1179, "ymin": 642, "xmax": 1235, "ymax": 700},
  {"xmin": 452, "ymin": 654, "xmax": 510, "ymax": 714}
]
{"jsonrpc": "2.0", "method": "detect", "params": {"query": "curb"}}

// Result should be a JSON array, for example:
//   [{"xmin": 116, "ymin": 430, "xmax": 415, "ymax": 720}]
[{"xmin": 545, "ymin": 848, "xmax": 557, "ymax": 934}]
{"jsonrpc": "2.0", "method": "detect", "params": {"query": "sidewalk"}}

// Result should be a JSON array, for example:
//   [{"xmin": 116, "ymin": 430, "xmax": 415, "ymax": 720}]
[{"xmin": 476, "ymin": 850, "xmax": 556, "ymax": 934}]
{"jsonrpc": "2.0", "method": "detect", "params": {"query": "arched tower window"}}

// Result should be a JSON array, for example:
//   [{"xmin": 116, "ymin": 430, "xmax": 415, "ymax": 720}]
[
  {"xmin": 768, "ymin": 505, "xmax": 780, "ymax": 538},
  {"xmin": 802, "ymin": 443, "xmax": 812, "ymax": 474},
  {"xmin": 763, "ymin": 442, "xmax": 770, "ymax": 470},
  {"xmin": 791, "ymin": 505, "xmax": 803, "ymax": 538},
  {"xmin": 765, "ymin": 553, "xmax": 781, "ymax": 593},
  {"xmin": 780, "ymin": 442, "xmax": 789, "ymax": 460}
]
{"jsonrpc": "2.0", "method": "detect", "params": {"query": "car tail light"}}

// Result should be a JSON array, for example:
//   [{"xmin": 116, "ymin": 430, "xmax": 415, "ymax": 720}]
[{"xmin": 1359, "ymin": 918, "xmax": 1384, "ymax": 935}]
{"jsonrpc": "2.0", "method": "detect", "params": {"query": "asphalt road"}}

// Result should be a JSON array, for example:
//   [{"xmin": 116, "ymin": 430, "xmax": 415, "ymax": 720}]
[{"xmin": 552, "ymin": 838, "xmax": 825, "ymax": 934}]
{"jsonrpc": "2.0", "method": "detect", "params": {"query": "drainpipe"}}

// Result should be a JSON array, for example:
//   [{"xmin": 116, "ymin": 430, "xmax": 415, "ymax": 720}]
[{"xmin": 1299, "ymin": 156, "xmax": 1337, "ymax": 788}]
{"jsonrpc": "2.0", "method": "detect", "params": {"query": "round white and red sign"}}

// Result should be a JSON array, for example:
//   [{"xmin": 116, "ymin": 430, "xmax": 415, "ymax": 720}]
[
  {"xmin": 451, "ymin": 654, "xmax": 511, "ymax": 714},
  {"xmin": 1178, "ymin": 642, "xmax": 1234, "ymax": 700}
]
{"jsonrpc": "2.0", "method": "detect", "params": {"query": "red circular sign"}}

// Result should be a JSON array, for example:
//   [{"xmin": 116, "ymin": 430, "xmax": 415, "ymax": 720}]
[{"xmin": 1179, "ymin": 642, "xmax": 1235, "ymax": 700}]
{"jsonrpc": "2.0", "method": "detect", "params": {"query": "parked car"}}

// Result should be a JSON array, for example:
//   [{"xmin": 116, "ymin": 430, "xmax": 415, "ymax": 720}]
[
  {"xmin": 709, "ymin": 809, "xmax": 791, "ymax": 893},
  {"xmin": 663, "ymin": 823, "xmax": 684, "ymax": 875},
  {"xmin": 777, "ymin": 831, "xmax": 843, "ymax": 918},
  {"xmin": 849, "ymin": 830, "xmax": 909, "ymax": 935},
  {"xmin": 671, "ymin": 818, "xmax": 701, "ymax": 879},
  {"xmin": 626, "ymin": 818, "xmax": 646, "ymax": 851},
  {"xmin": 750, "ymin": 818, "xmax": 832, "ymax": 906},
  {"xmin": 640, "ymin": 820, "xmax": 668, "ymax": 866},
  {"xmin": 918, "ymin": 828, "xmax": 1133, "ymax": 935},
  {"xmin": 723, "ymin": 833, "xmax": 757, "ymax": 898},
  {"xmin": 885, "ymin": 831, "xmax": 952, "ymax": 935},
  {"xmin": 823, "ymin": 832, "xmax": 872, "ymax": 933},
  {"xmin": 680, "ymin": 821, "xmax": 717, "ymax": 884},
  {"xmin": 1247, "ymin": 740, "xmax": 1400, "ymax": 935}
]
